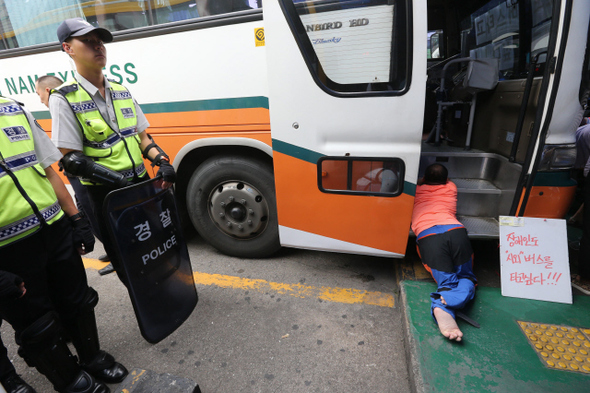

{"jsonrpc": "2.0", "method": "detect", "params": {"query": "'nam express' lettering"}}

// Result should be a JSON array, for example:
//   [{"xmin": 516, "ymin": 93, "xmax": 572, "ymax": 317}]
[{"xmin": 1, "ymin": 63, "xmax": 138, "ymax": 96}]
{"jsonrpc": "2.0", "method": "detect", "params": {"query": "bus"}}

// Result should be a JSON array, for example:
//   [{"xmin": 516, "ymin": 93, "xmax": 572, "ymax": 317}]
[{"xmin": 1, "ymin": 0, "xmax": 589, "ymax": 259}]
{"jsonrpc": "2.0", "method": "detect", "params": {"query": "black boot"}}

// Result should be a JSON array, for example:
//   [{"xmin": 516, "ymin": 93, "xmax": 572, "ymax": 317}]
[
  {"xmin": 97, "ymin": 254, "xmax": 110, "ymax": 262},
  {"xmin": 63, "ymin": 288, "xmax": 128, "ymax": 384},
  {"xmin": 18, "ymin": 312, "xmax": 109, "ymax": 393},
  {"xmin": 83, "ymin": 351, "xmax": 127, "ymax": 384},
  {"xmin": 98, "ymin": 263, "xmax": 114, "ymax": 276},
  {"xmin": 63, "ymin": 370, "xmax": 109, "ymax": 393},
  {"xmin": 0, "ymin": 371, "xmax": 37, "ymax": 393}
]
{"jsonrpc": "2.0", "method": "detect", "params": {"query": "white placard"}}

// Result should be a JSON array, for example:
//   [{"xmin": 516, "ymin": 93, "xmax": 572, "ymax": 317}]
[{"xmin": 499, "ymin": 216, "xmax": 572, "ymax": 304}]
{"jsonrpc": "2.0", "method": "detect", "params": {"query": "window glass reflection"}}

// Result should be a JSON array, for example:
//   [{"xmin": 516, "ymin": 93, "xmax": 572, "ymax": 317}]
[
  {"xmin": 319, "ymin": 157, "xmax": 403, "ymax": 195},
  {"xmin": 0, "ymin": 0, "xmax": 262, "ymax": 51}
]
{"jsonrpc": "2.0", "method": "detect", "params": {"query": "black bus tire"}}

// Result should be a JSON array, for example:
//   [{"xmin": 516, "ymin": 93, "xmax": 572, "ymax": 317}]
[{"xmin": 186, "ymin": 155, "xmax": 281, "ymax": 258}]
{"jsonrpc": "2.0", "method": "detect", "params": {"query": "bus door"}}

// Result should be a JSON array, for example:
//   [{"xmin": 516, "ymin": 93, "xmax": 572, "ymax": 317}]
[
  {"xmin": 513, "ymin": 0, "xmax": 590, "ymax": 217},
  {"xmin": 263, "ymin": 0, "xmax": 426, "ymax": 257}
]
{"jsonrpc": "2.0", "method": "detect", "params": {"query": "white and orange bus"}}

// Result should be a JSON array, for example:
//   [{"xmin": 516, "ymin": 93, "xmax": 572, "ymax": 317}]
[{"xmin": 2, "ymin": 0, "xmax": 589, "ymax": 258}]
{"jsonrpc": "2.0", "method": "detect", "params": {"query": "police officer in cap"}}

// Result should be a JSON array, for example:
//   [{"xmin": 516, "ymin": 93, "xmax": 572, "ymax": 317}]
[
  {"xmin": 49, "ymin": 18, "xmax": 176, "ymax": 281},
  {"xmin": 0, "ymin": 96, "xmax": 127, "ymax": 392}
]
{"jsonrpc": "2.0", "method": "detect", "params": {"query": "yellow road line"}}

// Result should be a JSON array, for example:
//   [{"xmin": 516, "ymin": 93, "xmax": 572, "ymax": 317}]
[
  {"xmin": 83, "ymin": 258, "xmax": 395, "ymax": 308},
  {"xmin": 84, "ymin": 258, "xmax": 107, "ymax": 270}
]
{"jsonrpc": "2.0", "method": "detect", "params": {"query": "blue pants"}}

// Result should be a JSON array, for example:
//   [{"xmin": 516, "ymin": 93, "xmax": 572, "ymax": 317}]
[{"xmin": 416, "ymin": 225, "xmax": 477, "ymax": 320}]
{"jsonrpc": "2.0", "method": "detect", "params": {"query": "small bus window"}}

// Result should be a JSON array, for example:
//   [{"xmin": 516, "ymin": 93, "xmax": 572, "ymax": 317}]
[
  {"xmin": 285, "ymin": 0, "xmax": 410, "ymax": 95},
  {"xmin": 318, "ymin": 157, "xmax": 404, "ymax": 196}
]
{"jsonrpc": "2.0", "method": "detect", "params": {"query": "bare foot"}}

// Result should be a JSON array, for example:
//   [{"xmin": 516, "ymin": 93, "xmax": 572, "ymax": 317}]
[{"xmin": 433, "ymin": 307, "xmax": 463, "ymax": 342}]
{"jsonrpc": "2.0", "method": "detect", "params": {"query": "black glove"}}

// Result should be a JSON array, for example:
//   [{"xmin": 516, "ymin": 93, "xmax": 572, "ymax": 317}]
[
  {"xmin": 70, "ymin": 212, "xmax": 95, "ymax": 254},
  {"xmin": 0, "ymin": 271, "xmax": 24, "ymax": 302},
  {"xmin": 157, "ymin": 161, "xmax": 176, "ymax": 183}
]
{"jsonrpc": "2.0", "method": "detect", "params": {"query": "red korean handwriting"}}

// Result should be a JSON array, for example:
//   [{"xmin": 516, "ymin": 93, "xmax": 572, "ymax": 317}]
[
  {"xmin": 509, "ymin": 272, "xmax": 562, "ymax": 286},
  {"xmin": 506, "ymin": 232, "xmax": 539, "ymax": 247},
  {"xmin": 505, "ymin": 251, "xmax": 554, "ymax": 269}
]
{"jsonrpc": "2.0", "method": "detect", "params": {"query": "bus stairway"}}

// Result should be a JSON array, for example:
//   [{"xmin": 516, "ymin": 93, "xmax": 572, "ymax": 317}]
[
  {"xmin": 419, "ymin": 144, "xmax": 520, "ymax": 240},
  {"xmin": 454, "ymin": 177, "xmax": 501, "ymax": 239}
]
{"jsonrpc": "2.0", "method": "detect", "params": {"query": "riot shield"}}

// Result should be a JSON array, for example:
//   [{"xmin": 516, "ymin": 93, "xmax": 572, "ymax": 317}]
[{"xmin": 103, "ymin": 177, "xmax": 198, "ymax": 343}]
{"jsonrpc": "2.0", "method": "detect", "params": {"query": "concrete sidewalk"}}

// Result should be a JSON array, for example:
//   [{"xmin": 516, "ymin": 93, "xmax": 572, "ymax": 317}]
[{"xmin": 401, "ymin": 281, "xmax": 590, "ymax": 393}]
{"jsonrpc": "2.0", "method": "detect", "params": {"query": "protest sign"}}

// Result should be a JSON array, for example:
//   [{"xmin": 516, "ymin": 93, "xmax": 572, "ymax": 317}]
[{"xmin": 499, "ymin": 216, "xmax": 572, "ymax": 304}]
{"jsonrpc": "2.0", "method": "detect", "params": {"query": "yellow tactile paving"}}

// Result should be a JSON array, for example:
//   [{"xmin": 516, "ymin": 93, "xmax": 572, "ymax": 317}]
[{"xmin": 518, "ymin": 321, "xmax": 590, "ymax": 374}]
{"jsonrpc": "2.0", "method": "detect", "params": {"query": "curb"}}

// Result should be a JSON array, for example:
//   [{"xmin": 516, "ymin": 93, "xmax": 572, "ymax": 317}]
[{"xmin": 400, "ymin": 281, "xmax": 425, "ymax": 393}]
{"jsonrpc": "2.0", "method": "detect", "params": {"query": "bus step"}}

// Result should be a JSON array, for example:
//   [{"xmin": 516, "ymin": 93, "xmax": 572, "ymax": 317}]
[
  {"xmin": 455, "ymin": 178, "xmax": 502, "ymax": 217},
  {"xmin": 453, "ymin": 178, "xmax": 501, "ymax": 194},
  {"xmin": 457, "ymin": 215, "xmax": 499, "ymax": 239}
]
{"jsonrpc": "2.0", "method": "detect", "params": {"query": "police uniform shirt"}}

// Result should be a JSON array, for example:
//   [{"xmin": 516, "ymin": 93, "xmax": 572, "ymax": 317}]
[
  {"xmin": 1, "ymin": 105, "xmax": 63, "ymax": 169},
  {"xmin": 48, "ymin": 73, "xmax": 149, "ymax": 151}
]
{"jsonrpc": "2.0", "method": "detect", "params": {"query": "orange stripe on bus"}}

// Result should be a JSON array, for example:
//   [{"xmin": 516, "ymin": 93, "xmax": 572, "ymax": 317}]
[
  {"xmin": 522, "ymin": 185, "xmax": 577, "ymax": 218},
  {"xmin": 273, "ymin": 151, "xmax": 414, "ymax": 254},
  {"xmin": 145, "ymin": 108, "xmax": 270, "ymax": 129}
]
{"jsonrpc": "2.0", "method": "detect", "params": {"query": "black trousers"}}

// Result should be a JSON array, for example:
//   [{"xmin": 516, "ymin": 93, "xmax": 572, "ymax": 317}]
[
  {"xmin": 68, "ymin": 176, "xmax": 104, "ymax": 243},
  {"xmin": 578, "ymin": 175, "xmax": 590, "ymax": 280},
  {"xmin": 0, "ymin": 217, "xmax": 88, "ymax": 336},
  {"xmin": 86, "ymin": 175, "xmax": 149, "ymax": 284}
]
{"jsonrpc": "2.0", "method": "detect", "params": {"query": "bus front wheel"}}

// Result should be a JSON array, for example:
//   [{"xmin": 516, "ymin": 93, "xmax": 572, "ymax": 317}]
[{"xmin": 186, "ymin": 156, "xmax": 281, "ymax": 258}]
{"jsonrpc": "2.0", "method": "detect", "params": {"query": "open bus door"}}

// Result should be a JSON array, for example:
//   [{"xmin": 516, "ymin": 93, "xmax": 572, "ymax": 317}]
[
  {"xmin": 511, "ymin": 0, "xmax": 590, "ymax": 218},
  {"xmin": 263, "ymin": 0, "xmax": 427, "ymax": 257}
]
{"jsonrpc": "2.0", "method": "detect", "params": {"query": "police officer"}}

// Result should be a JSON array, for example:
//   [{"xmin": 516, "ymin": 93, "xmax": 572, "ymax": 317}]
[
  {"xmin": 0, "ymin": 96, "xmax": 127, "ymax": 392},
  {"xmin": 36, "ymin": 75, "xmax": 111, "ymax": 269},
  {"xmin": 49, "ymin": 18, "xmax": 176, "ymax": 282}
]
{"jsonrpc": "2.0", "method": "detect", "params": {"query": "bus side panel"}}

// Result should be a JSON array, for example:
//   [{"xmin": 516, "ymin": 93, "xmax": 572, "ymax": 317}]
[{"xmin": 523, "ymin": 185, "xmax": 577, "ymax": 218}]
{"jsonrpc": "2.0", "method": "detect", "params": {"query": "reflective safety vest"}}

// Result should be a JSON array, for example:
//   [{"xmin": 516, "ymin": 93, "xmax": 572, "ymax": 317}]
[
  {"xmin": 54, "ymin": 79, "xmax": 146, "ymax": 185},
  {"xmin": 0, "ymin": 97, "xmax": 63, "ymax": 248}
]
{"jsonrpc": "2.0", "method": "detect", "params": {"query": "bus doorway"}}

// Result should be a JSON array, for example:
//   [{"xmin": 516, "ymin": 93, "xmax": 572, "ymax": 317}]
[{"xmin": 419, "ymin": 0, "xmax": 590, "ymax": 238}]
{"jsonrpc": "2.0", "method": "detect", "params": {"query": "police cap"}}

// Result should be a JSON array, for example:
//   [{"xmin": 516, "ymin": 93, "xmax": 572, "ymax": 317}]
[{"xmin": 57, "ymin": 18, "xmax": 113, "ymax": 46}]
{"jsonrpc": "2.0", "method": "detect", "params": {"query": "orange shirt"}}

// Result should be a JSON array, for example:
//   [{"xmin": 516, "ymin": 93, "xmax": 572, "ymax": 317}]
[{"xmin": 411, "ymin": 181, "xmax": 462, "ymax": 236}]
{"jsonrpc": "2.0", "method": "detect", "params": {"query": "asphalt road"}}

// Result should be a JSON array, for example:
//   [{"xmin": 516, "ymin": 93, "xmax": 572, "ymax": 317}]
[{"xmin": 1, "ymin": 228, "xmax": 414, "ymax": 393}]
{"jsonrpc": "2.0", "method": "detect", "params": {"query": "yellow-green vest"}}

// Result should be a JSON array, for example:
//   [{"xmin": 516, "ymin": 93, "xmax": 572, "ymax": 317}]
[
  {"xmin": 53, "ymin": 79, "xmax": 146, "ymax": 185},
  {"xmin": 0, "ymin": 97, "xmax": 63, "ymax": 248}
]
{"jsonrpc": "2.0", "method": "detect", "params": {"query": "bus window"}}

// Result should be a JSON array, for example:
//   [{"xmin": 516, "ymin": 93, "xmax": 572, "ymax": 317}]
[
  {"xmin": 318, "ymin": 157, "xmax": 404, "ymax": 196},
  {"xmin": 461, "ymin": 0, "xmax": 553, "ymax": 80},
  {"xmin": 428, "ymin": 30, "xmax": 443, "ymax": 59},
  {"xmin": 151, "ymin": 0, "xmax": 258, "ymax": 25},
  {"xmin": 0, "ymin": 0, "xmax": 84, "ymax": 49},
  {"xmin": 0, "ymin": 0, "xmax": 262, "ymax": 52},
  {"xmin": 0, "ymin": 0, "xmax": 152, "ymax": 50},
  {"xmin": 90, "ymin": 1, "xmax": 150, "ymax": 33},
  {"xmin": 285, "ymin": 0, "xmax": 409, "ymax": 94}
]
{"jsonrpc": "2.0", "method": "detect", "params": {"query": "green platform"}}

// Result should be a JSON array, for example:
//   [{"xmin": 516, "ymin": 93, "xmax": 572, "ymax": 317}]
[{"xmin": 401, "ymin": 281, "xmax": 590, "ymax": 393}]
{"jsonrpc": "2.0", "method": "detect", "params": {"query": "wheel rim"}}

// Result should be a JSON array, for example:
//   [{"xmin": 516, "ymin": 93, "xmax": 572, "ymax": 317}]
[{"xmin": 208, "ymin": 180, "xmax": 270, "ymax": 239}]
